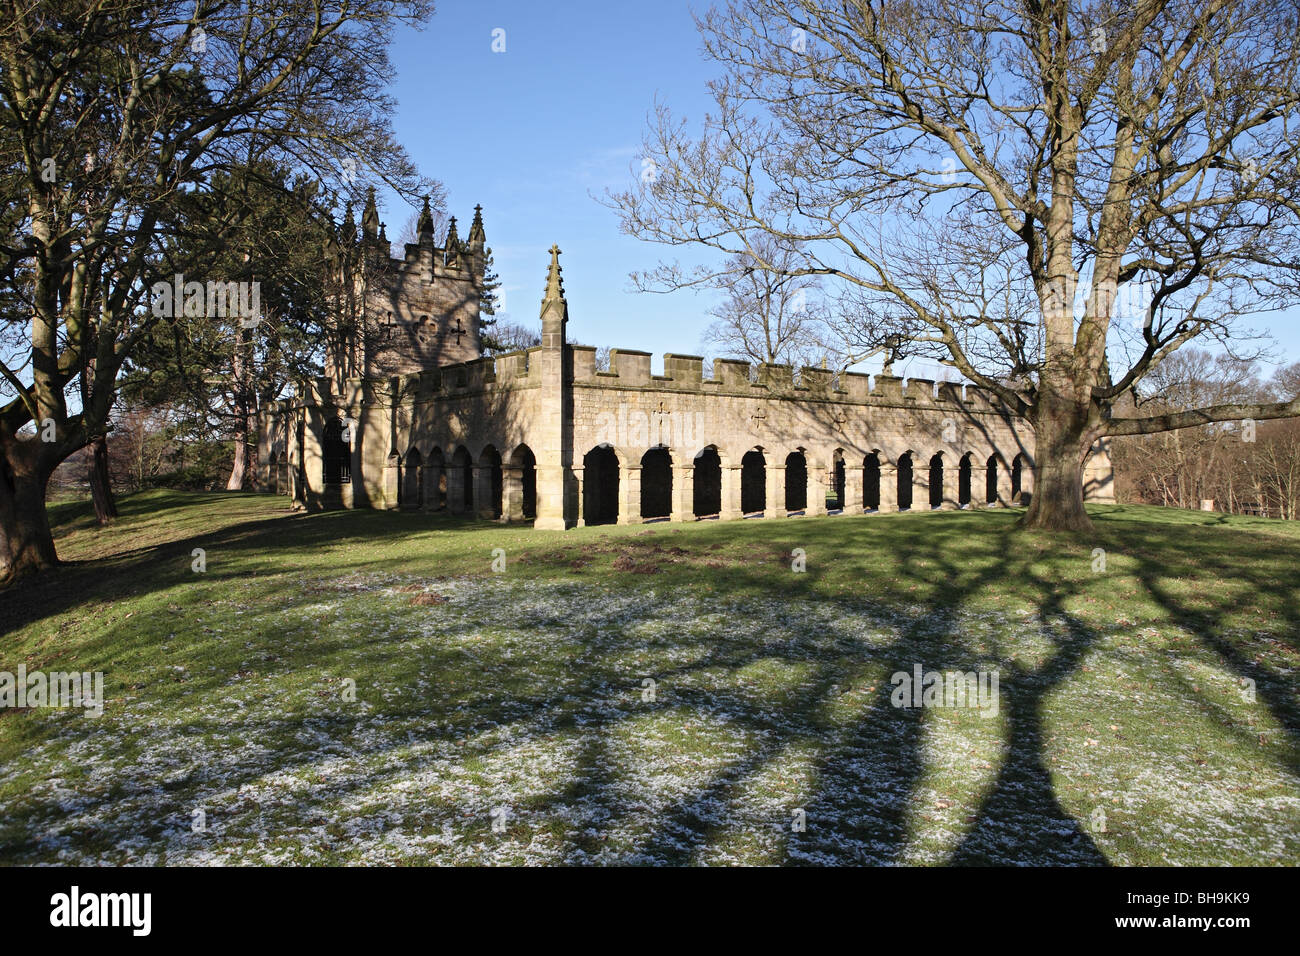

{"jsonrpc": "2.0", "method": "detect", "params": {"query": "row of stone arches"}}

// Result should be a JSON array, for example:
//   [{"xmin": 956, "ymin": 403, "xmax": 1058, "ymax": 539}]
[
  {"xmin": 578, "ymin": 445, "xmax": 1031, "ymax": 526},
  {"xmin": 393, "ymin": 442, "xmax": 537, "ymax": 521},
  {"xmin": 319, "ymin": 416, "xmax": 1028, "ymax": 524}
]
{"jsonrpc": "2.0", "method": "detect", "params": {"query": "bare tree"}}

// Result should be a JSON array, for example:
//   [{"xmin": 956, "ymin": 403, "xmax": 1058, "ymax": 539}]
[
  {"xmin": 482, "ymin": 321, "xmax": 541, "ymax": 355},
  {"xmin": 0, "ymin": 0, "xmax": 435, "ymax": 582},
  {"xmin": 609, "ymin": 0, "xmax": 1300, "ymax": 531},
  {"xmin": 699, "ymin": 234, "xmax": 836, "ymax": 368}
]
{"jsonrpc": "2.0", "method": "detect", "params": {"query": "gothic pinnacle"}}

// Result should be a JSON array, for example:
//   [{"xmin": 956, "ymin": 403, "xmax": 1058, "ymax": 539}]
[
  {"xmin": 417, "ymin": 195, "xmax": 434, "ymax": 239},
  {"xmin": 540, "ymin": 244, "xmax": 567, "ymax": 323}
]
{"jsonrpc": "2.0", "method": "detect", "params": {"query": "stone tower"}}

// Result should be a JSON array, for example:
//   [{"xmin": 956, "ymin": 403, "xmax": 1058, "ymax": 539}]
[{"xmin": 324, "ymin": 189, "xmax": 486, "ymax": 390}]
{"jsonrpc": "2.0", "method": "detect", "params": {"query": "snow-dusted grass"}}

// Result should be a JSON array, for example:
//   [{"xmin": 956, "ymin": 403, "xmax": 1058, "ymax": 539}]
[{"xmin": 1, "ymin": 491, "xmax": 1297, "ymax": 864}]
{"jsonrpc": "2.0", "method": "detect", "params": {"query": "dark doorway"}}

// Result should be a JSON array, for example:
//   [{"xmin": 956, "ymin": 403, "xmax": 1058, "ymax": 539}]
[
  {"xmin": 584, "ymin": 445, "xmax": 620, "ymax": 525},
  {"xmin": 693, "ymin": 447, "xmax": 722, "ymax": 517},
  {"xmin": 864, "ymin": 453, "xmax": 881, "ymax": 510},
  {"xmin": 785, "ymin": 452, "xmax": 807, "ymax": 512},
  {"xmin": 898, "ymin": 454, "xmax": 914, "ymax": 510},
  {"xmin": 929, "ymin": 453, "xmax": 944, "ymax": 509},
  {"xmin": 741, "ymin": 451, "xmax": 766, "ymax": 514},
  {"xmin": 640, "ymin": 447, "xmax": 672, "ymax": 520}
]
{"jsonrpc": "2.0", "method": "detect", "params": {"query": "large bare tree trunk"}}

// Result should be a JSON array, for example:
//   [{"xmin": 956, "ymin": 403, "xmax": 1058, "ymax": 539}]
[
  {"xmin": 1023, "ymin": 384, "xmax": 1095, "ymax": 533},
  {"xmin": 89, "ymin": 435, "xmax": 117, "ymax": 524},
  {"xmin": 0, "ymin": 441, "xmax": 58, "ymax": 584}
]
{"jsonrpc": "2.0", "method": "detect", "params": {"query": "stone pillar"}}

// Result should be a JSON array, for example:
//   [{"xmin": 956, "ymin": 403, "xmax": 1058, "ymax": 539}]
[
  {"xmin": 877, "ymin": 463, "xmax": 898, "ymax": 513},
  {"xmin": 805, "ymin": 461, "xmax": 828, "ymax": 517},
  {"xmin": 720, "ymin": 465, "xmax": 742, "ymax": 520},
  {"xmin": 474, "ymin": 465, "xmax": 497, "ymax": 519},
  {"xmin": 533, "ymin": 245, "xmax": 572, "ymax": 531},
  {"xmin": 940, "ymin": 462, "xmax": 959, "ymax": 510},
  {"xmin": 503, "ymin": 466, "xmax": 525, "ymax": 521},
  {"xmin": 383, "ymin": 453, "xmax": 400, "ymax": 510},
  {"xmin": 447, "ymin": 463, "xmax": 466, "ymax": 514},
  {"xmin": 617, "ymin": 464, "xmax": 641, "ymax": 525},
  {"xmin": 422, "ymin": 460, "xmax": 442, "ymax": 511},
  {"xmin": 572, "ymin": 465, "xmax": 585, "ymax": 527},
  {"xmin": 997, "ymin": 457, "xmax": 1014, "ymax": 506},
  {"xmin": 843, "ymin": 464, "xmax": 864, "ymax": 516},
  {"xmin": 671, "ymin": 464, "xmax": 695, "ymax": 522},
  {"xmin": 913, "ymin": 459, "xmax": 930, "ymax": 512},
  {"xmin": 765, "ymin": 464, "xmax": 785, "ymax": 518}
]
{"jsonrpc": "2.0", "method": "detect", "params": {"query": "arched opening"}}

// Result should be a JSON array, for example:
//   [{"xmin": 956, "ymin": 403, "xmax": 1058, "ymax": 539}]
[
  {"xmin": 864, "ymin": 453, "xmax": 881, "ymax": 510},
  {"xmin": 640, "ymin": 447, "xmax": 672, "ymax": 520},
  {"xmin": 958, "ymin": 453, "xmax": 972, "ymax": 507},
  {"xmin": 322, "ymin": 418, "xmax": 350, "ymax": 485},
  {"xmin": 451, "ymin": 446, "xmax": 473, "ymax": 514},
  {"xmin": 403, "ymin": 447, "xmax": 423, "ymax": 508},
  {"xmin": 830, "ymin": 450, "xmax": 846, "ymax": 511},
  {"xmin": 897, "ymin": 453, "xmax": 914, "ymax": 510},
  {"xmin": 428, "ymin": 448, "xmax": 446, "ymax": 511},
  {"xmin": 741, "ymin": 450, "xmax": 766, "ymax": 515},
  {"xmin": 986, "ymin": 454, "xmax": 999, "ymax": 505},
  {"xmin": 1012, "ymin": 453, "xmax": 1024, "ymax": 503},
  {"xmin": 583, "ymin": 445, "xmax": 620, "ymax": 525},
  {"xmin": 928, "ymin": 453, "xmax": 944, "ymax": 509},
  {"xmin": 693, "ymin": 447, "xmax": 722, "ymax": 517},
  {"xmin": 785, "ymin": 451, "xmax": 807, "ymax": 512},
  {"xmin": 507, "ymin": 445, "xmax": 537, "ymax": 520},
  {"xmin": 479, "ymin": 446, "xmax": 503, "ymax": 519}
]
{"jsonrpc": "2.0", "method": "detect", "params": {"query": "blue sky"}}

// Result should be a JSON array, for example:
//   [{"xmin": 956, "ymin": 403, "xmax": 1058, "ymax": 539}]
[{"xmin": 373, "ymin": 0, "xmax": 1299, "ymax": 379}]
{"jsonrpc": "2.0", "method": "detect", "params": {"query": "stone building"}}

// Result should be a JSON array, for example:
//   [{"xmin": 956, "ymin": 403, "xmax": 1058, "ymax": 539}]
[{"xmin": 257, "ymin": 204, "xmax": 1115, "ymax": 526}]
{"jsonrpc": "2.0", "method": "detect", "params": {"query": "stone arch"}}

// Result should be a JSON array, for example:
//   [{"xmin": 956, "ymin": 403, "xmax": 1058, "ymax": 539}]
[
  {"xmin": 506, "ymin": 444, "xmax": 537, "ymax": 521},
  {"xmin": 830, "ymin": 449, "xmax": 846, "ymax": 511},
  {"xmin": 640, "ymin": 446, "xmax": 673, "ymax": 520},
  {"xmin": 583, "ymin": 444, "xmax": 620, "ymax": 526},
  {"xmin": 479, "ymin": 445, "xmax": 503, "ymax": 519},
  {"xmin": 403, "ymin": 446, "xmax": 423, "ymax": 509},
  {"xmin": 322, "ymin": 417, "xmax": 350, "ymax": 485},
  {"xmin": 897, "ymin": 452, "xmax": 914, "ymax": 510},
  {"xmin": 863, "ymin": 452, "xmax": 882, "ymax": 510},
  {"xmin": 958, "ymin": 452, "xmax": 973, "ymax": 507},
  {"xmin": 451, "ymin": 445, "xmax": 474, "ymax": 514},
  {"xmin": 693, "ymin": 446, "xmax": 722, "ymax": 517},
  {"xmin": 928, "ymin": 453, "xmax": 945, "ymax": 509},
  {"xmin": 741, "ymin": 449, "xmax": 766, "ymax": 515},
  {"xmin": 1012, "ymin": 453, "xmax": 1026, "ymax": 504},
  {"xmin": 985, "ymin": 454, "xmax": 998, "ymax": 505},
  {"xmin": 784, "ymin": 450, "xmax": 808, "ymax": 512}
]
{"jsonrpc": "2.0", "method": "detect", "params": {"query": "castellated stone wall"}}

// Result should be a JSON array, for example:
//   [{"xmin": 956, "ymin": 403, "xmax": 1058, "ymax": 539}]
[
  {"xmin": 258, "ymin": 343, "xmax": 1115, "ymax": 525},
  {"xmin": 259, "ymin": 243, "xmax": 1114, "ymax": 524}
]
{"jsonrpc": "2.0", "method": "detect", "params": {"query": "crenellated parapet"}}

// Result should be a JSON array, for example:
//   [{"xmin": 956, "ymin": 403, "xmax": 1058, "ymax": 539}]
[{"xmin": 261, "ymin": 243, "xmax": 1106, "ymax": 522}]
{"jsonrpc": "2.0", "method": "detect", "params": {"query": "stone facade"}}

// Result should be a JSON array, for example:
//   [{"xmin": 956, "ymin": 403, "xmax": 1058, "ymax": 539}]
[{"xmin": 258, "ymin": 225, "xmax": 1116, "ymax": 524}]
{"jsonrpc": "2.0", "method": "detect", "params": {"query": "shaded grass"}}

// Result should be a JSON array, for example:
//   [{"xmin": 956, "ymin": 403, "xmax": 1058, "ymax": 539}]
[{"xmin": 0, "ymin": 491, "xmax": 1296, "ymax": 864}]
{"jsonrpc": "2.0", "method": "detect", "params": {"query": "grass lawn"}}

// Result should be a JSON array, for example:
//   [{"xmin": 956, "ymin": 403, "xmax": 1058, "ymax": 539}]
[{"xmin": 1, "ymin": 490, "xmax": 1297, "ymax": 865}]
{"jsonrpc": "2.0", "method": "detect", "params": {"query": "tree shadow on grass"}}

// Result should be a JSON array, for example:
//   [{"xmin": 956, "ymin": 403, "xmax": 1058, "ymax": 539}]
[{"xmin": 2, "ymin": 498, "xmax": 1296, "ymax": 864}]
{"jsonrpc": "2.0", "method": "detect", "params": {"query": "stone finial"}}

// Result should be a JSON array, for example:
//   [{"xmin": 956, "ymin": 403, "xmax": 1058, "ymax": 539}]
[
  {"xmin": 361, "ymin": 186, "xmax": 379, "ymax": 240},
  {"xmin": 341, "ymin": 200, "xmax": 356, "ymax": 244},
  {"xmin": 443, "ymin": 216, "xmax": 463, "ymax": 269},
  {"xmin": 540, "ymin": 244, "xmax": 568, "ymax": 326},
  {"xmin": 417, "ymin": 195, "xmax": 434, "ymax": 241},
  {"xmin": 468, "ymin": 204, "xmax": 485, "ymax": 244}
]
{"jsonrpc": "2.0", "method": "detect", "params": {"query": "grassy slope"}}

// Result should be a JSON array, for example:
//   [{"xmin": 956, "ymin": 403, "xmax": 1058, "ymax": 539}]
[{"xmin": 0, "ymin": 490, "xmax": 1297, "ymax": 865}]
